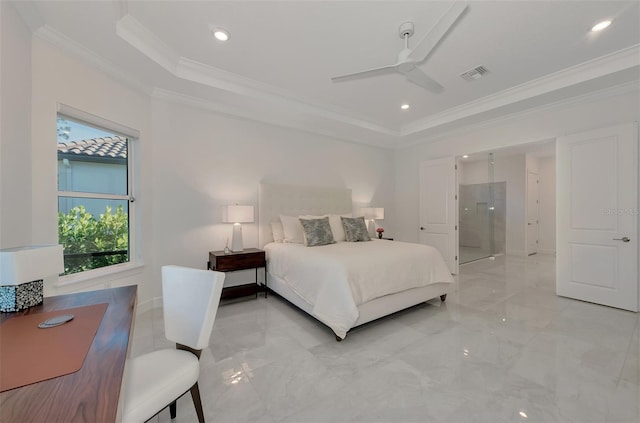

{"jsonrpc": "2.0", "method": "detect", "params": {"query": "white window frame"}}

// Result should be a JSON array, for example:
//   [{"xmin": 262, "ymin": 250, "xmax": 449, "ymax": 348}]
[{"xmin": 56, "ymin": 104, "xmax": 140, "ymax": 284}]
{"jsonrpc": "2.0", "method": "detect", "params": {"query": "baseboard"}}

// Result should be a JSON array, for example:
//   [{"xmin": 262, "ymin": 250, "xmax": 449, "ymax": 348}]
[{"xmin": 507, "ymin": 250, "xmax": 528, "ymax": 257}]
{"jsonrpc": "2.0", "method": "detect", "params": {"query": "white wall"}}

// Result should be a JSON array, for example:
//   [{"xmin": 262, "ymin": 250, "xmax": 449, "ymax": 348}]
[
  {"xmin": 538, "ymin": 156, "xmax": 556, "ymax": 254},
  {"xmin": 11, "ymin": 36, "xmax": 394, "ymax": 308},
  {"xmin": 150, "ymin": 99, "xmax": 395, "ymax": 298},
  {"xmin": 395, "ymin": 89, "xmax": 640, "ymax": 244},
  {"xmin": 460, "ymin": 154, "xmax": 527, "ymax": 255},
  {"xmin": 525, "ymin": 153, "xmax": 539, "ymax": 174},
  {"xmin": 29, "ymin": 39, "xmax": 155, "ymax": 305},
  {"xmin": 0, "ymin": 2, "xmax": 32, "ymax": 248}
]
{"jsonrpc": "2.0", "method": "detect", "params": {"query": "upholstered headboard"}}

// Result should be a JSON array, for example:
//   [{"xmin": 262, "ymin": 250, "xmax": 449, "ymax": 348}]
[{"xmin": 258, "ymin": 183, "xmax": 353, "ymax": 247}]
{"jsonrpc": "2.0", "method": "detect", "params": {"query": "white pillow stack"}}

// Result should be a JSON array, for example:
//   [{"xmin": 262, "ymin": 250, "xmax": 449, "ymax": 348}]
[
  {"xmin": 280, "ymin": 214, "xmax": 308, "ymax": 243},
  {"xmin": 327, "ymin": 214, "xmax": 351, "ymax": 242},
  {"xmin": 271, "ymin": 221, "xmax": 285, "ymax": 242},
  {"xmin": 275, "ymin": 213, "xmax": 352, "ymax": 244}
]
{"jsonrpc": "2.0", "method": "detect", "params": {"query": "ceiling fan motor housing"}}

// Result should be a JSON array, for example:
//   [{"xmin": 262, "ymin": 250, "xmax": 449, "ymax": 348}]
[{"xmin": 399, "ymin": 22, "xmax": 415, "ymax": 39}]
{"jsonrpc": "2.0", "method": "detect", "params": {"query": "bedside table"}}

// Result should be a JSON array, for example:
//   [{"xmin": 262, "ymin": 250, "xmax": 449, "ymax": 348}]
[{"xmin": 208, "ymin": 248, "xmax": 267, "ymax": 300}]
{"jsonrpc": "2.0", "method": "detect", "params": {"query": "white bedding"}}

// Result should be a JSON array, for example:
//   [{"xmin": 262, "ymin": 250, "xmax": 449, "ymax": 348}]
[{"xmin": 264, "ymin": 239, "xmax": 454, "ymax": 338}]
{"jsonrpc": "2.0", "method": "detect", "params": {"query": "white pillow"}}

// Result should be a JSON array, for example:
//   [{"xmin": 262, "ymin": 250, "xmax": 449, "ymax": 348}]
[
  {"xmin": 280, "ymin": 214, "xmax": 326, "ymax": 243},
  {"xmin": 280, "ymin": 215, "xmax": 305, "ymax": 243},
  {"xmin": 280, "ymin": 213, "xmax": 351, "ymax": 243},
  {"xmin": 328, "ymin": 213, "xmax": 352, "ymax": 242},
  {"xmin": 271, "ymin": 221, "xmax": 284, "ymax": 243}
]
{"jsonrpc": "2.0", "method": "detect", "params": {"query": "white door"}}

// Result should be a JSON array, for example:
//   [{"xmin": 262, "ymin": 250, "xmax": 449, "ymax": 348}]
[
  {"xmin": 557, "ymin": 123, "xmax": 638, "ymax": 312},
  {"xmin": 420, "ymin": 157, "xmax": 458, "ymax": 274},
  {"xmin": 527, "ymin": 171, "xmax": 539, "ymax": 255}
]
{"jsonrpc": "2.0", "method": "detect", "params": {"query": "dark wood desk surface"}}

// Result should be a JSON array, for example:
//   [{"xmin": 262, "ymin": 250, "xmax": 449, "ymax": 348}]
[{"xmin": 0, "ymin": 285, "xmax": 137, "ymax": 423}]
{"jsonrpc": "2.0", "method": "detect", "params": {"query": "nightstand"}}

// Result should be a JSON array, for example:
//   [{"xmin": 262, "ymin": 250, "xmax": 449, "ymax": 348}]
[{"xmin": 208, "ymin": 248, "xmax": 267, "ymax": 300}]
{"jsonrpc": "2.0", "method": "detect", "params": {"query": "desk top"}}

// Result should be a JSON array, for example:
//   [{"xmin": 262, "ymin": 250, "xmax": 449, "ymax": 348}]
[{"xmin": 0, "ymin": 285, "xmax": 137, "ymax": 423}]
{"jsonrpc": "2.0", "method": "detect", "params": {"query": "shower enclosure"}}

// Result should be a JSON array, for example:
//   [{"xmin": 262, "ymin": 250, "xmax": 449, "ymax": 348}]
[{"xmin": 458, "ymin": 153, "xmax": 506, "ymax": 264}]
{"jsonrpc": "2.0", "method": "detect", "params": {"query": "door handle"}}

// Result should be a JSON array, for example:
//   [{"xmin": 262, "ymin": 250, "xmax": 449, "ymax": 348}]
[{"xmin": 613, "ymin": 237, "xmax": 631, "ymax": 242}]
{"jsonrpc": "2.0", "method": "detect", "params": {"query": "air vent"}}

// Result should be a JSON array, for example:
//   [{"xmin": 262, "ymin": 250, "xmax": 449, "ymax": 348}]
[{"xmin": 460, "ymin": 65, "xmax": 489, "ymax": 82}]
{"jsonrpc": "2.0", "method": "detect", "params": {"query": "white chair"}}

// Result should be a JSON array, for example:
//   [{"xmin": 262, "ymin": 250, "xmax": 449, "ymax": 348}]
[{"xmin": 122, "ymin": 265, "xmax": 225, "ymax": 423}]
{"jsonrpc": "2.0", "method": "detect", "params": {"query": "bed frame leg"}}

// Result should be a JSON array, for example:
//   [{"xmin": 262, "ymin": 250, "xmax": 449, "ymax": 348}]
[
  {"xmin": 335, "ymin": 334, "xmax": 343, "ymax": 342},
  {"xmin": 440, "ymin": 294, "xmax": 447, "ymax": 302}
]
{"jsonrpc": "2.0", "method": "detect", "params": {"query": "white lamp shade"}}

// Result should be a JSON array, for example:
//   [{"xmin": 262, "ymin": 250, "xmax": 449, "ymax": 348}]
[
  {"xmin": 222, "ymin": 205, "xmax": 254, "ymax": 224},
  {"xmin": 361, "ymin": 207, "xmax": 384, "ymax": 220},
  {"xmin": 0, "ymin": 245, "xmax": 64, "ymax": 285}
]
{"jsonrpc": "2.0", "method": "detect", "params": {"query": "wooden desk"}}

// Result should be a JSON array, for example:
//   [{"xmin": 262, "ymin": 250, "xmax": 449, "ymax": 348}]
[{"xmin": 0, "ymin": 285, "xmax": 137, "ymax": 423}]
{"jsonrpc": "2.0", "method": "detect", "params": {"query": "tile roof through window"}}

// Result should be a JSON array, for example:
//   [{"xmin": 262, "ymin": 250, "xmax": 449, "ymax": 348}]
[{"xmin": 57, "ymin": 136, "xmax": 127, "ymax": 160}]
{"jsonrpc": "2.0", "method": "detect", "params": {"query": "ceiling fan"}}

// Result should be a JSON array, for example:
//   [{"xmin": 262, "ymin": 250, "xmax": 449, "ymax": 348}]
[{"xmin": 331, "ymin": 2, "xmax": 468, "ymax": 94}]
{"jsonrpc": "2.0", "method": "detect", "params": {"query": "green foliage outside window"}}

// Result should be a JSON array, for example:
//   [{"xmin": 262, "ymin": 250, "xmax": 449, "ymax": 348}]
[{"xmin": 58, "ymin": 205, "xmax": 129, "ymax": 275}]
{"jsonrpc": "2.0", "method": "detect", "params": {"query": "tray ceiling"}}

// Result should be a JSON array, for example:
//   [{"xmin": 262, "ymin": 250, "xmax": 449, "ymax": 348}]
[{"xmin": 14, "ymin": 0, "xmax": 640, "ymax": 148}]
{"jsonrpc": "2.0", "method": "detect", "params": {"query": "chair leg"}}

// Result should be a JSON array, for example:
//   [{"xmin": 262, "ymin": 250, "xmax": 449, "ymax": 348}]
[
  {"xmin": 169, "ymin": 401, "xmax": 177, "ymax": 419},
  {"xmin": 191, "ymin": 382, "xmax": 205, "ymax": 423}
]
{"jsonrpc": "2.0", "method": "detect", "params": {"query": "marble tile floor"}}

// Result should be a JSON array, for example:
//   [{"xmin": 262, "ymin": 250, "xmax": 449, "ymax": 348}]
[
  {"xmin": 131, "ymin": 254, "xmax": 639, "ymax": 423},
  {"xmin": 458, "ymin": 246, "xmax": 493, "ymax": 265}
]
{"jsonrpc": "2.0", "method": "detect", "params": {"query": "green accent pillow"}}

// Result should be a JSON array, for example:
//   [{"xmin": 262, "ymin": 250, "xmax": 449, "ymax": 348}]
[
  {"xmin": 299, "ymin": 217, "xmax": 336, "ymax": 247},
  {"xmin": 341, "ymin": 216, "xmax": 371, "ymax": 242}
]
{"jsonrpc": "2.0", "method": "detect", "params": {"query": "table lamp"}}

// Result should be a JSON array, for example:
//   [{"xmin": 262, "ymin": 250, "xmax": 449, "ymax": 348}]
[
  {"xmin": 361, "ymin": 207, "xmax": 384, "ymax": 238},
  {"xmin": 222, "ymin": 205, "xmax": 254, "ymax": 252},
  {"xmin": 0, "ymin": 245, "xmax": 64, "ymax": 312}
]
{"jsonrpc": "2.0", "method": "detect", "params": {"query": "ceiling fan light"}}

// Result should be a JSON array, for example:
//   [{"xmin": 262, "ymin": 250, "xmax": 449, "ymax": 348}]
[
  {"xmin": 212, "ymin": 28, "xmax": 229, "ymax": 41},
  {"xmin": 591, "ymin": 20, "xmax": 612, "ymax": 32},
  {"xmin": 401, "ymin": 104, "xmax": 410, "ymax": 110}
]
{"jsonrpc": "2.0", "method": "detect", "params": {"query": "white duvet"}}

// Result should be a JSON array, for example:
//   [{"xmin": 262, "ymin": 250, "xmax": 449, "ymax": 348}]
[{"xmin": 264, "ymin": 239, "xmax": 454, "ymax": 338}]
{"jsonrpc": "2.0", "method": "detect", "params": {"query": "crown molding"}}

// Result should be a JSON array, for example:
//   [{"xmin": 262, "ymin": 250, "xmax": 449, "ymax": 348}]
[
  {"xmin": 35, "ymin": 25, "xmax": 152, "ymax": 96},
  {"xmin": 115, "ymin": 14, "xmax": 179, "ymax": 74},
  {"xmin": 397, "ymin": 79, "xmax": 640, "ymax": 149},
  {"xmin": 117, "ymin": 14, "xmax": 397, "ymax": 137},
  {"xmin": 176, "ymin": 57, "xmax": 398, "ymax": 136},
  {"xmin": 113, "ymin": 0, "xmax": 128, "ymax": 20},
  {"xmin": 402, "ymin": 44, "xmax": 640, "ymax": 136},
  {"xmin": 113, "ymin": 12, "xmax": 640, "ymax": 140},
  {"xmin": 151, "ymin": 88, "xmax": 394, "ymax": 149},
  {"xmin": 10, "ymin": 0, "xmax": 44, "ymax": 32},
  {"xmin": 21, "ymin": 0, "xmax": 639, "ymax": 151}
]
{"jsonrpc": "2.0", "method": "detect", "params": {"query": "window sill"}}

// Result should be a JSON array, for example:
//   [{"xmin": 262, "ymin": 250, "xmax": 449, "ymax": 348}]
[{"xmin": 54, "ymin": 262, "xmax": 144, "ymax": 288}]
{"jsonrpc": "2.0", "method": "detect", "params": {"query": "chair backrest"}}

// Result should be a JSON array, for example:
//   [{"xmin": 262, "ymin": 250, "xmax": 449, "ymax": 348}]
[{"xmin": 161, "ymin": 265, "xmax": 225, "ymax": 350}]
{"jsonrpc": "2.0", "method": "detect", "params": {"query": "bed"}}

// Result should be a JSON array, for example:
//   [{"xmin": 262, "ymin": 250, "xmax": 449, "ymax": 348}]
[{"xmin": 258, "ymin": 183, "xmax": 454, "ymax": 340}]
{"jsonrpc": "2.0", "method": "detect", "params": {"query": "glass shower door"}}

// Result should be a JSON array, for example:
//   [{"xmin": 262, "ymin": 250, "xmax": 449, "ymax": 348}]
[
  {"xmin": 459, "ymin": 152, "xmax": 505, "ymax": 264},
  {"xmin": 459, "ymin": 183, "xmax": 493, "ymax": 263}
]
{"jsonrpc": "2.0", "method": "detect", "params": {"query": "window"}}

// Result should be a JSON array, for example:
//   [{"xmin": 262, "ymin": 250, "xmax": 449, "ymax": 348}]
[{"xmin": 57, "ymin": 112, "xmax": 136, "ymax": 276}]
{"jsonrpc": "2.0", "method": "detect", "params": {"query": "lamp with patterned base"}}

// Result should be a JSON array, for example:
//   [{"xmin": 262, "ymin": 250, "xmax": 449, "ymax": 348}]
[{"xmin": 0, "ymin": 245, "xmax": 64, "ymax": 312}]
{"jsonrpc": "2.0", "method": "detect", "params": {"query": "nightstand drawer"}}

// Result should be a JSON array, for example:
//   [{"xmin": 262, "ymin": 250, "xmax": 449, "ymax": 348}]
[{"xmin": 209, "ymin": 248, "xmax": 266, "ymax": 272}]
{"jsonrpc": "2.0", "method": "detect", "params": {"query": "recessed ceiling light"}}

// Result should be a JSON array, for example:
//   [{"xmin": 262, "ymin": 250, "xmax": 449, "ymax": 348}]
[
  {"xmin": 400, "ymin": 104, "xmax": 410, "ymax": 110},
  {"xmin": 591, "ymin": 20, "xmax": 612, "ymax": 32},
  {"xmin": 212, "ymin": 28, "xmax": 229, "ymax": 41},
  {"xmin": 462, "ymin": 155, "xmax": 469, "ymax": 158}
]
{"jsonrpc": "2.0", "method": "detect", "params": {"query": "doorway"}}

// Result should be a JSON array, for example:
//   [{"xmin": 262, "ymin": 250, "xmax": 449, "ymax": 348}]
[{"xmin": 457, "ymin": 140, "xmax": 555, "ymax": 264}]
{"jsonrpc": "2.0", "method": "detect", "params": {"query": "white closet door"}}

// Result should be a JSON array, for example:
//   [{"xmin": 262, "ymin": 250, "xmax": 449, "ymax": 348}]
[
  {"xmin": 419, "ymin": 157, "xmax": 458, "ymax": 274},
  {"xmin": 557, "ymin": 123, "xmax": 638, "ymax": 311}
]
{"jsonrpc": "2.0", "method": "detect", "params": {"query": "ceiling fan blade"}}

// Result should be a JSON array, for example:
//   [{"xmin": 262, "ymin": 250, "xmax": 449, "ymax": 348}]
[
  {"xmin": 331, "ymin": 64, "xmax": 397, "ymax": 82},
  {"xmin": 403, "ymin": 67, "xmax": 444, "ymax": 93},
  {"xmin": 408, "ymin": 1, "xmax": 468, "ymax": 63}
]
